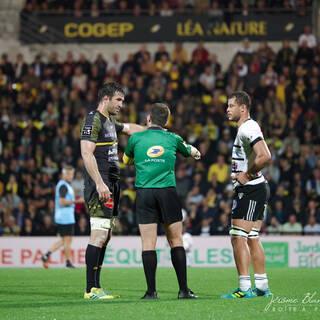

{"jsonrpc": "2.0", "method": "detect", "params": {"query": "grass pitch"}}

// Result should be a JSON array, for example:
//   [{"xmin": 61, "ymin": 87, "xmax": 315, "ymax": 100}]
[{"xmin": 0, "ymin": 267, "xmax": 319, "ymax": 320}]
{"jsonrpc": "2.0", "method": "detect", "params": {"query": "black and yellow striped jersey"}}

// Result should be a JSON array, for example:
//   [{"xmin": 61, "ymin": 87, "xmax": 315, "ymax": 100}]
[{"xmin": 80, "ymin": 110, "xmax": 124, "ymax": 181}]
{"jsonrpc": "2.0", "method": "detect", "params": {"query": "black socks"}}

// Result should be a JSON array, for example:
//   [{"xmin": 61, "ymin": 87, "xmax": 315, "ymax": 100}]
[
  {"xmin": 96, "ymin": 246, "xmax": 106, "ymax": 288},
  {"xmin": 142, "ymin": 250, "xmax": 157, "ymax": 293},
  {"xmin": 85, "ymin": 244, "xmax": 101, "ymax": 293},
  {"xmin": 171, "ymin": 246, "xmax": 188, "ymax": 292},
  {"xmin": 142, "ymin": 247, "xmax": 188, "ymax": 294}
]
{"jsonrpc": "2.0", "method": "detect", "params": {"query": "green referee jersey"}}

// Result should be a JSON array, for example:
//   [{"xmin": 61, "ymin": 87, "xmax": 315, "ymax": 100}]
[{"xmin": 123, "ymin": 127, "xmax": 191, "ymax": 188}]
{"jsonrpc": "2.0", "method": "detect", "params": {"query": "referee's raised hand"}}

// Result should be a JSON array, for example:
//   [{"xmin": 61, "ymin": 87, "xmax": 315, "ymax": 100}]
[
  {"xmin": 190, "ymin": 146, "xmax": 201, "ymax": 160},
  {"xmin": 96, "ymin": 182, "xmax": 112, "ymax": 202}
]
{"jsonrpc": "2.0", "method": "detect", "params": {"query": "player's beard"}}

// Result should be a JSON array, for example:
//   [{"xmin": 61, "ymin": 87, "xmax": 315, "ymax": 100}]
[
  {"xmin": 230, "ymin": 111, "xmax": 241, "ymax": 122},
  {"xmin": 108, "ymin": 105, "xmax": 120, "ymax": 116},
  {"xmin": 229, "ymin": 114, "xmax": 239, "ymax": 122}
]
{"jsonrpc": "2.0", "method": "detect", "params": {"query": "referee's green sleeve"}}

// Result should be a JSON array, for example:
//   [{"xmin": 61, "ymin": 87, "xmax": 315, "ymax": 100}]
[{"xmin": 176, "ymin": 135, "xmax": 191, "ymax": 157}]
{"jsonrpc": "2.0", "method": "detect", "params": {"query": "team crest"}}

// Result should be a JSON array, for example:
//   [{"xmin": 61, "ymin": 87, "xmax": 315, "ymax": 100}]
[
  {"xmin": 232, "ymin": 200, "xmax": 238, "ymax": 210},
  {"xmin": 238, "ymin": 193, "xmax": 244, "ymax": 199},
  {"xmin": 147, "ymin": 146, "xmax": 165, "ymax": 158}
]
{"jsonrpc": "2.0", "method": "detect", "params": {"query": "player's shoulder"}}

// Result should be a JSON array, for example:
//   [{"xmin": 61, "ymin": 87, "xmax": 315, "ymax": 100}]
[
  {"xmin": 165, "ymin": 130, "xmax": 182, "ymax": 140},
  {"xmin": 56, "ymin": 179, "xmax": 65, "ymax": 187},
  {"xmin": 240, "ymin": 118, "xmax": 261, "ymax": 132},
  {"xmin": 83, "ymin": 110, "xmax": 100, "ymax": 123},
  {"xmin": 129, "ymin": 130, "xmax": 145, "ymax": 141},
  {"xmin": 86, "ymin": 110, "xmax": 98, "ymax": 117}
]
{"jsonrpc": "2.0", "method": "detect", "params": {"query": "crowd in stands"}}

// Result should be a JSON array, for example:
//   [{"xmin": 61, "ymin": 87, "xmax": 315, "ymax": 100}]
[
  {"xmin": 22, "ymin": 0, "xmax": 313, "ymax": 17},
  {"xmin": 1, "ymin": 25, "xmax": 320, "ymax": 237}
]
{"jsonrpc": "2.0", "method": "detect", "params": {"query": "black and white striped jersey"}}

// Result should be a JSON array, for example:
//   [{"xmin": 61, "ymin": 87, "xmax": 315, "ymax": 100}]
[{"xmin": 232, "ymin": 119, "xmax": 266, "ymax": 189}]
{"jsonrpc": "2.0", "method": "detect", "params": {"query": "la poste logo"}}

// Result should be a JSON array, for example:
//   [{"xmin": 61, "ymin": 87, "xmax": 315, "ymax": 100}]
[{"xmin": 147, "ymin": 146, "xmax": 164, "ymax": 158}]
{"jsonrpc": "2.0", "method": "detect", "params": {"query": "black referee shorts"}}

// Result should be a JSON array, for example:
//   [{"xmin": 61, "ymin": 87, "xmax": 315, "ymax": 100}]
[
  {"xmin": 57, "ymin": 224, "xmax": 75, "ymax": 236},
  {"xmin": 136, "ymin": 187, "xmax": 182, "ymax": 225},
  {"xmin": 231, "ymin": 182, "xmax": 270, "ymax": 221}
]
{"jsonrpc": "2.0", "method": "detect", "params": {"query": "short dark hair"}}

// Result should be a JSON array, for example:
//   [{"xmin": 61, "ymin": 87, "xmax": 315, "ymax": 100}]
[
  {"xmin": 62, "ymin": 165, "xmax": 74, "ymax": 174},
  {"xmin": 228, "ymin": 91, "xmax": 251, "ymax": 112},
  {"xmin": 98, "ymin": 82, "xmax": 125, "ymax": 103},
  {"xmin": 150, "ymin": 103, "xmax": 170, "ymax": 127}
]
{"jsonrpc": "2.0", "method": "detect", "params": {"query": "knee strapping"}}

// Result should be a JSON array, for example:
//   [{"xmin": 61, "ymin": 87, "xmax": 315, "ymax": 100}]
[
  {"xmin": 229, "ymin": 226, "xmax": 249, "ymax": 238},
  {"xmin": 248, "ymin": 228, "xmax": 259, "ymax": 239}
]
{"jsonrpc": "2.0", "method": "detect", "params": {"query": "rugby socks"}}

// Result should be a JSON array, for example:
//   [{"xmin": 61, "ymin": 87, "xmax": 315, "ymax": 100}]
[
  {"xmin": 239, "ymin": 275, "xmax": 251, "ymax": 292},
  {"xmin": 85, "ymin": 244, "xmax": 101, "ymax": 293},
  {"xmin": 171, "ymin": 246, "xmax": 188, "ymax": 292},
  {"xmin": 95, "ymin": 246, "xmax": 107, "ymax": 288},
  {"xmin": 142, "ymin": 250, "xmax": 157, "ymax": 293},
  {"xmin": 254, "ymin": 273, "xmax": 269, "ymax": 291}
]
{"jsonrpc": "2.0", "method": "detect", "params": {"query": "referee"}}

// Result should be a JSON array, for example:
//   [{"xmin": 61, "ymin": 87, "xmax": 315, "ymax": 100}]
[{"xmin": 123, "ymin": 103, "xmax": 201, "ymax": 299}]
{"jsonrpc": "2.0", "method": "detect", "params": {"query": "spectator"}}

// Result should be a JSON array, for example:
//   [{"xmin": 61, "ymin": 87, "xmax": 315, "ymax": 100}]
[
  {"xmin": 199, "ymin": 65, "xmax": 216, "ymax": 93},
  {"xmin": 71, "ymin": 170, "xmax": 84, "ymax": 198},
  {"xmin": 276, "ymin": 40, "xmax": 295, "ymax": 71},
  {"xmin": 208, "ymin": 1, "xmax": 223, "ymax": 19},
  {"xmin": 305, "ymin": 199, "xmax": 320, "ymax": 224},
  {"xmin": 306, "ymin": 168, "xmax": 320, "ymax": 199},
  {"xmin": 90, "ymin": 2, "xmax": 100, "ymax": 17},
  {"xmin": 159, "ymin": 1, "xmax": 174, "ymax": 16},
  {"xmin": 235, "ymin": 38, "xmax": 253, "ymax": 65},
  {"xmin": 266, "ymin": 216, "xmax": 282, "ymax": 235},
  {"xmin": 233, "ymin": 55, "xmax": 248, "ymax": 78},
  {"xmin": 207, "ymin": 154, "xmax": 228, "ymax": 184},
  {"xmin": 20, "ymin": 217, "xmax": 37, "ymax": 236},
  {"xmin": 303, "ymin": 215, "xmax": 320, "ymax": 235},
  {"xmin": 282, "ymin": 214, "xmax": 303, "ymax": 235},
  {"xmin": 38, "ymin": 214, "xmax": 56, "ymax": 236},
  {"xmin": 107, "ymin": 53, "xmax": 122, "ymax": 76},
  {"xmin": 75, "ymin": 214, "xmax": 90, "ymax": 235},
  {"xmin": 298, "ymin": 25, "xmax": 317, "ymax": 49},
  {"xmin": 171, "ymin": 42, "xmax": 188, "ymax": 64},
  {"xmin": 214, "ymin": 213, "xmax": 230, "ymax": 235},
  {"xmin": 14, "ymin": 53, "xmax": 28, "ymax": 80},
  {"xmin": 186, "ymin": 186, "xmax": 204, "ymax": 207},
  {"xmin": 191, "ymin": 41, "xmax": 209, "ymax": 65},
  {"xmin": 3, "ymin": 215, "xmax": 21, "ymax": 236}
]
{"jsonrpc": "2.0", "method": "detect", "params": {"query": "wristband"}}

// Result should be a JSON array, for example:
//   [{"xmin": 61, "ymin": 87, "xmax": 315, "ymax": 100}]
[{"xmin": 246, "ymin": 172, "xmax": 255, "ymax": 180}]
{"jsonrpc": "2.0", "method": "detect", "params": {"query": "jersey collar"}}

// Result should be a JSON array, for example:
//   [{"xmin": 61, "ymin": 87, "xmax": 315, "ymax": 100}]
[{"xmin": 148, "ymin": 126, "xmax": 164, "ymax": 130}]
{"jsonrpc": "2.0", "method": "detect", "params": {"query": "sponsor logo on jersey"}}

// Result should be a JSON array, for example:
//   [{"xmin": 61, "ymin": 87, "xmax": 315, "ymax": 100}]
[
  {"xmin": 147, "ymin": 146, "xmax": 164, "ymax": 158},
  {"xmin": 108, "ymin": 148, "xmax": 117, "ymax": 155},
  {"xmin": 232, "ymin": 162, "xmax": 238, "ymax": 171},
  {"xmin": 82, "ymin": 125, "xmax": 92, "ymax": 136},
  {"xmin": 238, "ymin": 193, "xmax": 244, "ymax": 199},
  {"xmin": 232, "ymin": 199, "xmax": 238, "ymax": 210},
  {"xmin": 104, "ymin": 198, "xmax": 114, "ymax": 209}
]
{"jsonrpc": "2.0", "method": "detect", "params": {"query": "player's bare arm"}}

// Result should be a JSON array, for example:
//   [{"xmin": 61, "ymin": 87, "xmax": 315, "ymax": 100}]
[
  {"xmin": 122, "ymin": 123, "xmax": 147, "ymax": 135},
  {"xmin": 235, "ymin": 140, "xmax": 271, "ymax": 185},
  {"xmin": 59, "ymin": 197, "xmax": 85, "ymax": 206},
  {"xmin": 80, "ymin": 140, "xmax": 111, "ymax": 202}
]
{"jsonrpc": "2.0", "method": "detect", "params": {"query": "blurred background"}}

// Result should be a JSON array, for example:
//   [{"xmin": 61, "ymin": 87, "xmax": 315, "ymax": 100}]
[{"xmin": 0, "ymin": 0, "xmax": 319, "ymax": 240}]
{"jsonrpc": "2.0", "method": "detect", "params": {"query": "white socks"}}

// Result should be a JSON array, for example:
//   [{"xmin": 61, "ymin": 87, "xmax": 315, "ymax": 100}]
[
  {"xmin": 254, "ymin": 273, "xmax": 269, "ymax": 291},
  {"xmin": 239, "ymin": 274, "xmax": 269, "ymax": 292},
  {"xmin": 239, "ymin": 275, "xmax": 251, "ymax": 292}
]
